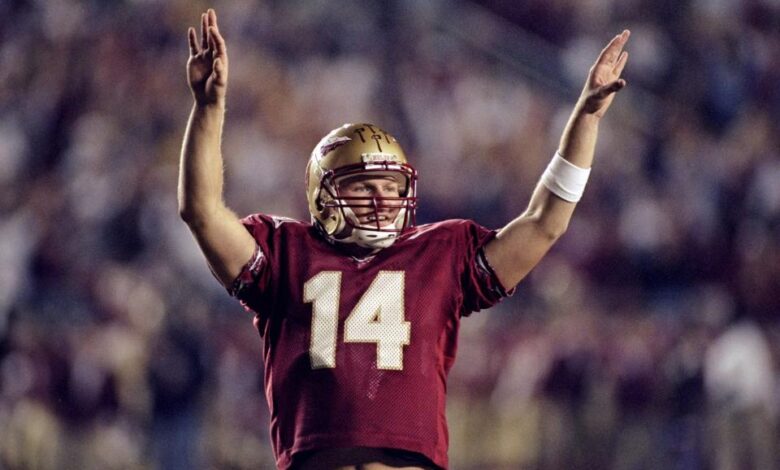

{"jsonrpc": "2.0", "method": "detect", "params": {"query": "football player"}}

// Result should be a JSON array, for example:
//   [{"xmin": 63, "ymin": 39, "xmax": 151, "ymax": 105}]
[{"xmin": 179, "ymin": 8, "xmax": 629, "ymax": 470}]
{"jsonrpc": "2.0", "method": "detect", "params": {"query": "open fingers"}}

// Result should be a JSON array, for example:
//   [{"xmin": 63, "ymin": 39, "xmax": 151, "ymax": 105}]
[
  {"xmin": 188, "ymin": 27, "xmax": 199, "ymax": 55},
  {"xmin": 613, "ymin": 51, "xmax": 629, "ymax": 76},
  {"xmin": 201, "ymin": 12, "xmax": 209, "ymax": 51},
  {"xmin": 209, "ymin": 26, "xmax": 227, "ymax": 61},
  {"xmin": 596, "ymin": 30, "xmax": 630, "ymax": 66},
  {"xmin": 207, "ymin": 9, "xmax": 222, "ymax": 59},
  {"xmin": 208, "ymin": 29, "xmax": 218, "ymax": 60}
]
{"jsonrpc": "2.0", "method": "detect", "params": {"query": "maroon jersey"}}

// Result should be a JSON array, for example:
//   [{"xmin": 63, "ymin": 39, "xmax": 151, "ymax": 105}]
[{"xmin": 230, "ymin": 214, "xmax": 512, "ymax": 469}]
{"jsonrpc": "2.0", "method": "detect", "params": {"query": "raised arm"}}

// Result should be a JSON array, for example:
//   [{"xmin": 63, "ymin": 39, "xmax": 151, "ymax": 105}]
[
  {"xmin": 485, "ymin": 30, "xmax": 630, "ymax": 289},
  {"xmin": 178, "ymin": 8, "xmax": 255, "ymax": 288}
]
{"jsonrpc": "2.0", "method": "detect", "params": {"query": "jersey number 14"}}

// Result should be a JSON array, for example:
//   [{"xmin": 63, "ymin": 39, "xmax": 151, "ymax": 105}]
[{"xmin": 304, "ymin": 271, "xmax": 410, "ymax": 370}]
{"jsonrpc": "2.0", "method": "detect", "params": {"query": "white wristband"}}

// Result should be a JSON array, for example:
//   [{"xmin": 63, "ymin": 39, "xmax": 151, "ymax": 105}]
[{"xmin": 540, "ymin": 152, "xmax": 591, "ymax": 203}]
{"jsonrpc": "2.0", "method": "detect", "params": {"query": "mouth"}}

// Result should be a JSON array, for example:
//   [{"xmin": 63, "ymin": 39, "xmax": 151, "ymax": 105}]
[{"xmin": 363, "ymin": 214, "xmax": 390, "ymax": 224}]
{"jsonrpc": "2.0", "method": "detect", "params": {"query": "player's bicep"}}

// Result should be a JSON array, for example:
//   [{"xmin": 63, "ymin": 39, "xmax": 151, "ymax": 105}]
[
  {"xmin": 484, "ymin": 215, "xmax": 559, "ymax": 290},
  {"xmin": 185, "ymin": 205, "xmax": 256, "ymax": 289},
  {"xmin": 486, "ymin": 182, "xmax": 576, "ymax": 289}
]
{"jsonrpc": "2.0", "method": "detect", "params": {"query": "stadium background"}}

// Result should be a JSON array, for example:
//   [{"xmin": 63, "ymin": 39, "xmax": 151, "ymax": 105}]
[{"xmin": 1, "ymin": 0, "xmax": 779, "ymax": 468}]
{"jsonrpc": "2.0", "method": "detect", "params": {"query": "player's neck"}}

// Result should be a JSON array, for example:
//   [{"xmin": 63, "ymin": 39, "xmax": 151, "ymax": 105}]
[{"xmin": 336, "ymin": 243, "xmax": 381, "ymax": 260}]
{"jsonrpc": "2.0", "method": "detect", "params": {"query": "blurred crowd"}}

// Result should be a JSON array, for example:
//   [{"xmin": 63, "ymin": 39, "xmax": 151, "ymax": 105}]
[{"xmin": 1, "ymin": 0, "xmax": 779, "ymax": 468}]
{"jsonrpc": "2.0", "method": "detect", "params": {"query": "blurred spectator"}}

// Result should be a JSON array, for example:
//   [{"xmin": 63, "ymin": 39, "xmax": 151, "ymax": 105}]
[{"xmin": 705, "ymin": 318, "xmax": 777, "ymax": 469}]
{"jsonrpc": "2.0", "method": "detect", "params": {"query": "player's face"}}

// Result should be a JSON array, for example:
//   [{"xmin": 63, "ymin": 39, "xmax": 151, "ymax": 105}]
[{"xmin": 337, "ymin": 175, "xmax": 403, "ymax": 225}]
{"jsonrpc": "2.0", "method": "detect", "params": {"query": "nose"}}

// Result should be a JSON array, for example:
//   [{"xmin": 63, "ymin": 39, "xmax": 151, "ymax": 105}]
[{"xmin": 376, "ymin": 194, "xmax": 401, "ymax": 212}]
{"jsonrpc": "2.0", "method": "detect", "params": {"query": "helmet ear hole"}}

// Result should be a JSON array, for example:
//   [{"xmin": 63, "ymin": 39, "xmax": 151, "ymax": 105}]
[{"xmin": 315, "ymin": 184, "xmax": 330, "ymax": 211}]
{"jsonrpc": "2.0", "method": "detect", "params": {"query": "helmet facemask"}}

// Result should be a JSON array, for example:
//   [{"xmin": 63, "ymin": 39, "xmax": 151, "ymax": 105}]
[{"xmin": 319, "ymin": 163, "xmax": 417, "ymax": 249}]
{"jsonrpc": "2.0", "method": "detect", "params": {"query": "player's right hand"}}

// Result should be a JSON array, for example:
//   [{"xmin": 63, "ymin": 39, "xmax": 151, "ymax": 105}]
[
  {"xmin": 187, "ymin": 9, "xmax": 228, "ymax": 106},
  {"xmin": 577, "ymin": 30, "xmax": 629, "ymax": 119}
]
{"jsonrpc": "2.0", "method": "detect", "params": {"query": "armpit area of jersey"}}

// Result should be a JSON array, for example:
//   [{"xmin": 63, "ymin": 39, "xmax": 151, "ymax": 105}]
[
  {"xmin": 475, "ymin": 246, "xmax": 516, "ymax": 299},
  {"xmin": 228, "ymin": 243, "xmax": 266, "ymax": 298}
]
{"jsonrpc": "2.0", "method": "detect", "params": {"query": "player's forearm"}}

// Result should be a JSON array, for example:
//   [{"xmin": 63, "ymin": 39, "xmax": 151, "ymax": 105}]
[
  {"xmin": 523, "ymin": 184, "xmax": 576, "ymax": 239},
  {"xmin": 178, "ymin": 102, "xmax": 228, "ymax": 224},
  {"xmin": 525, "ymin": 105, "xmax": 601, "ymax": 234},
  {"xmin": 557, "ymin": 102, "xmax": 601, "ymax": 168}
]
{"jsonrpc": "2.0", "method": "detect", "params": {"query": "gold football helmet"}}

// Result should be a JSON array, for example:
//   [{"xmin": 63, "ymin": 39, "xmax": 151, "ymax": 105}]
[{"xmin": 306, "ymin": 123, "xmax": 418, "ymax": 249}]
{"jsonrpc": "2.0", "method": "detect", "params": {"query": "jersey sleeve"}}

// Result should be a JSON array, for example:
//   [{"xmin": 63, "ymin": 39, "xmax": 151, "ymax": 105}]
[
  {"xmin": 227, "ymin": 213, "xmax": 276, "ymax": 316},
  {"xmin": 458, "ymin": 220, "xmax": 515, "ymax": 316}
]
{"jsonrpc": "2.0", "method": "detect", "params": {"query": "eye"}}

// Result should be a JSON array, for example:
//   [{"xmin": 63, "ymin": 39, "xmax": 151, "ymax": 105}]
[
  {"xmin": 383, "ymin": 184, "xmax": 400, "ymax": 194},
  {"xmin": 344, "ymin": 184, "xmax": 370, "ymax": 194}
]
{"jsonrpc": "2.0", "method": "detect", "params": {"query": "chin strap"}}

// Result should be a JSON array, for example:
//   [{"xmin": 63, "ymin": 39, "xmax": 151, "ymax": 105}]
[
  {"xmin": 337, "ymin": 227, "xmax": 398, "ymax": 249},
  {"xmin": 330, "ymin": 206, "xmax": 401, "ymax": 249}
]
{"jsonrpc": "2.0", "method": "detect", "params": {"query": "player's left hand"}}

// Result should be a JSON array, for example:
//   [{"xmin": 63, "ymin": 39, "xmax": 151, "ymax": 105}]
[{"xmin": 578, "ymin": 30, "xmax": 630, "ymax": 118}]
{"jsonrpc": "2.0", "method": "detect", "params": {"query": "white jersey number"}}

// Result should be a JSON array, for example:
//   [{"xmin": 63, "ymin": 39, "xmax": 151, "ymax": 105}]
[{"xmin": 304, "ymin": 271, "xmax": 410, "ymax": 370}]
